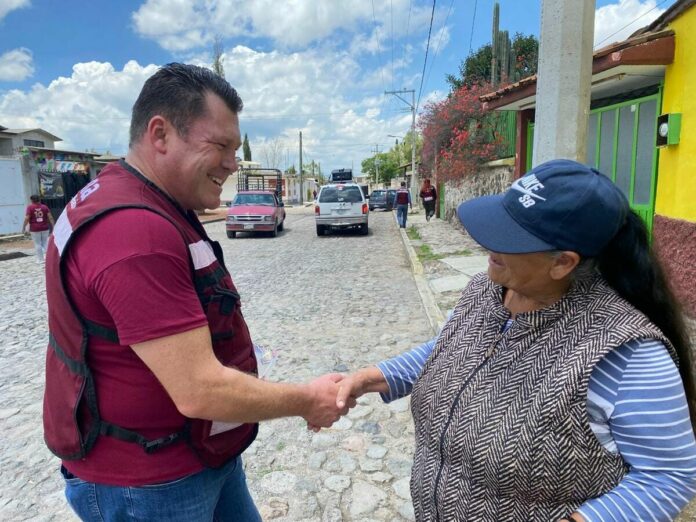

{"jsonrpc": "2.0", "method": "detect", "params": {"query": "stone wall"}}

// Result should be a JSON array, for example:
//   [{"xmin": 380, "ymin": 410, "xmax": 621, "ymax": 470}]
[{"xmin": 440, "ymin": 159, "xmax": 515, "ymax": 223}]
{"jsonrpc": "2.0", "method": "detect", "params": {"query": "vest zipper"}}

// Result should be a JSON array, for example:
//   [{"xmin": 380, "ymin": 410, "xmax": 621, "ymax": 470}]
[{"xmin": 433, "ymin": 331, "xmax": 503, "ymax": 522}]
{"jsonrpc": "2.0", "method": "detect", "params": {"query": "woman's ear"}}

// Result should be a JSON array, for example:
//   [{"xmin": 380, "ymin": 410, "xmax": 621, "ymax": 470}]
[{"xmin": 549, "ymin": 251, "xmax": 581, "ymax": 280}]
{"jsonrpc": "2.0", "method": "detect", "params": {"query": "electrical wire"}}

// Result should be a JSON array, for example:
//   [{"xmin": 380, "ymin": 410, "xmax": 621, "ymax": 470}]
[
  {"xmin": 422, "ymin": 0, "xmax": 456, "ymax": 105},
  {"xmin": 468, "ymin": 0, "xmax": 478, "ymax": 55},
  {"xmin": 416, "ymin": 0, "xmax": 437, "ymax": 113},
  {"xmin": 594, "ymin": 0, "xmax": 669, "ymax": 49}
]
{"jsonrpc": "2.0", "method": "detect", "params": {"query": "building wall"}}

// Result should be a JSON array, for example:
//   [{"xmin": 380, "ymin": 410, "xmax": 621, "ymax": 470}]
[
  {"xmin": 13, "ymin": 131, "xmax": 57, "ymax": 150},
  {"xmin": 441, "ymin": 161, "xmax": 514, "ymax": 223},
  {"xmin": 653, "ymin": 5, "xmax": 696, "ymax": 321},
  {"xmin": 656, "ymin": 5, "xmax": 696, "ymax": 221},
  {"xmin": 0, "ymin": 158, "xmax": 25, "ymax": 234}
]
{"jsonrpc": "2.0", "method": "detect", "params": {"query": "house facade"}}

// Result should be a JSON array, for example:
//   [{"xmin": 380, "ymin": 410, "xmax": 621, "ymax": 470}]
[
  {"xmin": 0, "ymin": 126, "xmax": 99, "ymax": 234},
  {"xmin": 480, "ymin": 0, "xmax": 696, "ymax": 321}
]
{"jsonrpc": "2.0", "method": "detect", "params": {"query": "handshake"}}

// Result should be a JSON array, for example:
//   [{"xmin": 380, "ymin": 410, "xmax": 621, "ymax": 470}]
[{"xmin": 300, "ymin": 367, "xmax": 388, "ymax": 432}]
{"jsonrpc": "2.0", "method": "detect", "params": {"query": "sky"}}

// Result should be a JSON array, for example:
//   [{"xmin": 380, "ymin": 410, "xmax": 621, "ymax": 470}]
[{"xmin": 0, "ymin": 0, "xmax": 676, "ymax": 176}]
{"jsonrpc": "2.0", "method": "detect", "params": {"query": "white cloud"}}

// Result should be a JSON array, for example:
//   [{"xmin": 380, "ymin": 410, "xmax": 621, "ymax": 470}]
[
  {"xmin": 0, "ymin": 61, "xmax": 158, "ymax": 152},
  {"xmin": 132, "ymin": 0, "xmax": 435, "ymax": 51},
  {"xmin": 0, "ymin": 0, "xmax": 30, "ymax": 22},
  {"xmin": 594, "ymin": 0, "xmax": 667, "ymax": 48},
  {"xmin": 0, "ymin": 47, "xmax": 34, "ymax": 81},
  {"xmin": 0, "ymin": 47, "xmax": 407, "ymax": 172}
]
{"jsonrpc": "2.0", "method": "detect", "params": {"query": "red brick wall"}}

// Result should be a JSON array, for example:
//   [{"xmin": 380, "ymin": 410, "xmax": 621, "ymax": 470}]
[{"xmin": 653, "ymin": 215, "xmax": 696, "ymax": 319}]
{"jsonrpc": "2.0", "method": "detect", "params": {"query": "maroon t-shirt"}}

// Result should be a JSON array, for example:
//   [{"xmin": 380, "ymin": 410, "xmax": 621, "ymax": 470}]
[
  {"xmin": 26, "ymin": 203, "xmax": 51, "ymax": 232},
  {"xmin": 61, "ymin": 208, "xmax": 209, "ymax": 486}
]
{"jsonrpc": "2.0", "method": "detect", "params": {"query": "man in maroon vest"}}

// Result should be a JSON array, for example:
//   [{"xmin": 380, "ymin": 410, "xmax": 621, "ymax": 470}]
[
  {"xmin": 23, "ymin": 194, "xmax": 54, "ymax": 263},
  {"xmin": 395, "ymin": 181, "xmax": 412, "ymax": 228},
  {"xmin": 43, "ymin": 63, "xmax": 350, "ymax": 521}
]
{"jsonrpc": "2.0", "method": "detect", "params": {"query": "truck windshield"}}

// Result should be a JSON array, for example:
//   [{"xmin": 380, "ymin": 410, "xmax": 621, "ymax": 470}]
[{"xmin": 233, "ymin": 194, "xmax": 275, "ymax": 205}]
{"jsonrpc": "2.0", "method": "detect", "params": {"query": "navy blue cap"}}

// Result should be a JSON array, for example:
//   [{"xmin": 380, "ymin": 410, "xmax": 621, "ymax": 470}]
[{"xmin": 456, "ymin": 159, "xmax": 629, "ymax": 257}]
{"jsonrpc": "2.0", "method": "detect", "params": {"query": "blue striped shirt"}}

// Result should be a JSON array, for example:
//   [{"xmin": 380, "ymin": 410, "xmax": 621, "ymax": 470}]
[{"xmin": 377, "ymin": 328, "xmax": 696, "ymax": 521}]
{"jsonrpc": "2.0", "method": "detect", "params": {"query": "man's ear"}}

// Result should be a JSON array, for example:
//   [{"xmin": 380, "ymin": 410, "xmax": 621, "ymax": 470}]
[
  {"xmin": 549, "ymin": 251, "xmax": 581, "ymax": 280},
  {"xmin": 146, "ymin": 116, "xmax": 169, "ymax": 154}
]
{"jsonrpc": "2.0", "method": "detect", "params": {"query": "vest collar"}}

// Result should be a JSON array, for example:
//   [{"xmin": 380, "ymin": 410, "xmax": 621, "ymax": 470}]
[{"xmin": 488, "ymin": 274, "xmax": 604, "ymax": 332}]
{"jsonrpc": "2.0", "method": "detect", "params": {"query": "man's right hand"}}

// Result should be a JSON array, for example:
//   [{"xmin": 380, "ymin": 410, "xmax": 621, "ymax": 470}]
[{"xmin": 302, "ymin": 373, "xmax": 352, "ymax": 428}]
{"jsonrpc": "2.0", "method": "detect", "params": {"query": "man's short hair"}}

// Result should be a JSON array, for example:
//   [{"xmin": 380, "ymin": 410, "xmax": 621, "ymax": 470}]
[
  {"xmin": 30, "ymin": 194, "xmax": 40, "ymax": 203},
  {"xmin": 400, "ymin": 182, "xmax": 406, "ymax": 187},
  {"xmin": 129, "ymin": 63, "xmax": 243, "ymax": 147}
]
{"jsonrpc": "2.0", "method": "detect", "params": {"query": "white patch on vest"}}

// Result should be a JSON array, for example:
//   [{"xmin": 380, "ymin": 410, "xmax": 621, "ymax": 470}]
[
  {"xmin": 209, "ymin": 420, "xmax": 243, "ymax": 436},
  {"xmin": 53, "ymin": 211, "xmax": 73, "ymax": 256},
  {"xmin": 188, "ymin": 240, "xmax": 216, "ymax": 269}
]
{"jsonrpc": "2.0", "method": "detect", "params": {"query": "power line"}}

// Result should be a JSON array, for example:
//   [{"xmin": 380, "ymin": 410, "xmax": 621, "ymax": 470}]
[
  {"xmin": 594, "ymin": 0, "xmax": 669, "ymax": 49},
  {"xmin": 468, "ymin": 0, "xmax": 478, "ymax": 55},
  {"xmin": 422, "ymin": 0, "xmax": 456, "ymax": 104},
  {"xmin": 371, "ymin": 0, "xmax": 388, "ymax": 109},
  {"xmin": 390, "ymin": 0, "xmax": 394, "ymax": 92},
  {"xmin": 416, "ymin": 0, "xmax": 437, "ymax": 112}
]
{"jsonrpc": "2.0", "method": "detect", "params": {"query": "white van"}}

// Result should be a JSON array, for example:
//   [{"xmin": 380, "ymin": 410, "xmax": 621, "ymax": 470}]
[{"xmin": 314, "ymin": 183, "xmax": 368, "ymax": 236}]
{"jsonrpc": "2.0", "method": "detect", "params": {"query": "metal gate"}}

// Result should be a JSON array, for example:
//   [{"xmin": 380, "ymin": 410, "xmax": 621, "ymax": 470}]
[{"xmin": 524, "ymin": 87, "xmax": 661, "ymax": 234}]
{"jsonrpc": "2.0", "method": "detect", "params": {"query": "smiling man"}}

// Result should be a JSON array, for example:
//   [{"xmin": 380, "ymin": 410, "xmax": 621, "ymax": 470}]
[{"xmin": 42, "ymin": 63, "xmax": 349, "ymax": 521}]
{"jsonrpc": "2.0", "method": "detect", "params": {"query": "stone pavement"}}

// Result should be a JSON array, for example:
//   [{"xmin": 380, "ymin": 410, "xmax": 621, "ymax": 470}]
[{"xmin": 395, "ymin": 209, "xmax": 488, "ymax": 332}]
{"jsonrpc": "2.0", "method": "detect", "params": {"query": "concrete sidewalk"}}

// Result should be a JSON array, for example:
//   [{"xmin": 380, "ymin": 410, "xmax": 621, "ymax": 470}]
[{"xmin": 395, "ymin": 208, "xmax": 488, "ymax": 334}]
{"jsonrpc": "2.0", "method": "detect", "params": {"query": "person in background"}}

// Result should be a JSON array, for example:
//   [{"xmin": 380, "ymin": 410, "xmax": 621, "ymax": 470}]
[
  {"xmin": 419, "ymin": 179, "xmax": 437, "ymax": 222},
  {"xmin": 43, "ymin": 63, "xmax": 351, "ymax": 522},
  {"xmin": 313, "ymin": 188, "xmax": 317, "ymax": 200},
  {"xmin": 335, "ymin": 159, "xmax": 696, "ymax": 521},
  {"xmin": 23, "ymin": 194, "xmax": 54, "ymax": 264},
  {"xmin": 395, "ymin": 181, "xmax": 412, "ymax": 228}
]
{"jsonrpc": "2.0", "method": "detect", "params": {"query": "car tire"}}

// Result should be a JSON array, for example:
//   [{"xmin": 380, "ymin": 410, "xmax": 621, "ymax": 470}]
[
  {"xmin": 360, "ymin": 223, "xmax": 368, "ymax": 235},
  {"xmin": 369, "ymin": 206, "xmax": 374, "ymax": 211},
  {"xmin": 278, "ymin": 220, "xmax": 284, "ymax": 232},
  {"xmin": 316, "ymin": 225, "xmax": 325, "ymax": 236},
  {"xmin": 271, "ymin": 224, "xmax": 278, "ymax": 237},
  {"xmin": 226, "ymin": 231, "xmax": 236, "ymax": 239}
]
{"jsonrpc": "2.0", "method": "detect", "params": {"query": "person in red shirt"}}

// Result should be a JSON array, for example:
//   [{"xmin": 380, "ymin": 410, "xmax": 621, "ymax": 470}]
[
  {"xmin": 22, "ymin": 194, "xmax": 54, "ymax": 263},
  {"xmin": 419, "ymin": 179, "xmax": 437, "ymax": 222},
  {"xmin": 44, "ymin": 63, "xmax": 353, "ymax": 522}
]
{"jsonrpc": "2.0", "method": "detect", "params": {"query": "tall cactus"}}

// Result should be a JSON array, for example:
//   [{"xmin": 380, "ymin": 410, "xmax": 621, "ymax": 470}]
[
  {"xmin": 491, "ymin": 2, "xmax": 499, "ymax": 85},
  {"xmin": 491, "ymin": 2, "xmax": 515, "ymax": 85}
]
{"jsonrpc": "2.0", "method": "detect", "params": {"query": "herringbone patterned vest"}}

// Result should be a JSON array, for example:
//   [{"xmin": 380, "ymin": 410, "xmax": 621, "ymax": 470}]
[{"xmin": 410, "ymin": 273, "xmax": 674, "ymax": 521}]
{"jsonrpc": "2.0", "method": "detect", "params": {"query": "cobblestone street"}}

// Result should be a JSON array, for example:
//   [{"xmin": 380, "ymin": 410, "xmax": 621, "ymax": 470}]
[{"xmin": 0, "ymin": 206, "xmax": 432, "ymax": 521}]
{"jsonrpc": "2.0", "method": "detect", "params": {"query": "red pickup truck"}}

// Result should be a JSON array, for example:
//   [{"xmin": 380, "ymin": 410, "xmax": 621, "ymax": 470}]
[{"xmin": 226, "ymin": 190, "xmax": 286, "ymax": 238}]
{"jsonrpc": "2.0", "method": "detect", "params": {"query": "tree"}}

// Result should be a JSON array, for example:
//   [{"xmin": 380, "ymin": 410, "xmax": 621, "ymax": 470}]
[
  {"xmin": 446, "ymin": 33, "xmax": 538, "ymax": 90},
  {"xmin": 242, "ymin": 133, "xmax": 251, "ymax": 161},
  {"xmin": 260, "ymin": 138, "xmax": 283, "ymax": 169},
  {"xmin": 419, "ymin": 82, "xmax": 505, "ymax": 182},
  {"xmin": 212, "ymin": 35, "xmax": 225, "ymax": 78},
  {"xmin": 361, "ymin": 152, "xmax": 399, "ymax": 184}
]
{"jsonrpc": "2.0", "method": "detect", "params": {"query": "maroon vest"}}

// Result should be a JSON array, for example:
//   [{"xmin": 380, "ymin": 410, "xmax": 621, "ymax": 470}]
[
  {"xmin": 43, "ymin": 161, "xmax": 257, "ymax": 469},
  {"xmin": 395, "ymin": 188, "xmax": 410, "ymax": 205}
]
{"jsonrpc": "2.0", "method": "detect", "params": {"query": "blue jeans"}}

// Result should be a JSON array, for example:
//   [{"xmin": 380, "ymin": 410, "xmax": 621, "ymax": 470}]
[
  {"xmin": 396, "ymin": 204, "xmax": 409, "ymax": 228},
  {"xmin": 62, "ymin": 456, "xmax": 261, "ymax": 521}
]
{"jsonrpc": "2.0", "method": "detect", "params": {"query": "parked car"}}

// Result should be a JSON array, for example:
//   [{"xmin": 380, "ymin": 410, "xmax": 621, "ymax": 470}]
[
  {"xmin": 386, "ymin": 189, "xmax": 397, "ymax": 210},
  {"xmin": 315, "ymin": 183, "xmax": 368, "ymax": 236},
  {"xmin": 226, "ymin": 190, "xmax": 285, "ymax": 238},
  {"xmin": 368, "ymin": 189, "xmax": 389, "ymax": 211}
]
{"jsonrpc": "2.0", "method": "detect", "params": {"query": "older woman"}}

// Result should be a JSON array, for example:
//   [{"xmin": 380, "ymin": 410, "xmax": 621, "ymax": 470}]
[{"xmin": 335, "ymin": 159, "xmax": 696, "ymax": 521}]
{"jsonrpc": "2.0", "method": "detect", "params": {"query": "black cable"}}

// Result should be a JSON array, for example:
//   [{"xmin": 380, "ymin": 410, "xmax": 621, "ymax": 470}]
[
  {"xmin": 416, "ymin": 0, "xmax": 437, "ymax": 112},
  {"xmin": 594, "ymin": 0, "xmax": 669, "ymax": 49},
  {"xmin": 468, "ymin": 0, "xmax": 478, "ymax": 55}
]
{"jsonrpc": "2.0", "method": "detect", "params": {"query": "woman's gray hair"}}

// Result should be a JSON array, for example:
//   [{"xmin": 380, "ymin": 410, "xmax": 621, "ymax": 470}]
[{"xmin": 547, "ymin": 251, "xmax": 598, "ymax": 282}]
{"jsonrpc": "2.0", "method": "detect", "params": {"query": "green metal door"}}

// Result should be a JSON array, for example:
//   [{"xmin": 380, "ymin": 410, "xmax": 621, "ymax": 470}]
[
  {"xmin": 524, "ymin": 88, "xmax": 661, "ymax": 235},
  {"xmin": 438, "ymin": 182, "xmax": 445, "ymax": 219},
  {"xmin": 586, "ymin": 90, "xmax": 661, "ymax": 235}
]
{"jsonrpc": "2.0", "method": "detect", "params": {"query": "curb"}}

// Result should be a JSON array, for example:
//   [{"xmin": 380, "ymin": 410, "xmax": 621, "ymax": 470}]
[{"xmin": 396, "ymin": 216, "xmax": 445, "ymax": 336}]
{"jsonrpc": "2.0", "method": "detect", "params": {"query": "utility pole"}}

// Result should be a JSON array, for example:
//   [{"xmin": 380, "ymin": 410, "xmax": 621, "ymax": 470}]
[
  {"xmin": 385, "ymin": 89, "xmax": 417, "ymax": 206},
  {"xmin": 533, "ymin": 0, "xmax": 595, "ymax": 165},
  {"xmin": 372, "ymin": 144, "xmax": 381, "ymax": 186},
  {"xmin": 299, "ymin": 131, "xmax": 303, "ymax": 204}
]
